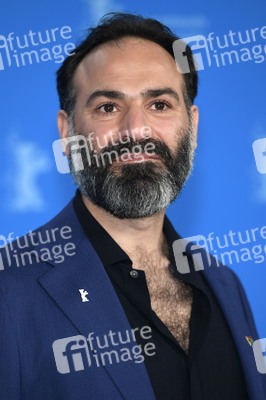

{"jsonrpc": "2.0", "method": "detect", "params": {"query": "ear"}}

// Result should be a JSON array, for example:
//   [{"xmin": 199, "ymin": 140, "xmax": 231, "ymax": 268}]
[
  {"xmin": 190, "ymin": 105, "xmax": 199, "ymax": 150},
  {"xmin": 57, "ymin": 109, "xmax": 70, "ymax": 158}
]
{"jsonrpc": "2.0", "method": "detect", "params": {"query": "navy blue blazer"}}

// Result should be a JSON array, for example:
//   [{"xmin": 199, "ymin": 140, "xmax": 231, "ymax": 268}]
[{"xmin": 0, "ymin": 198, "xmax": 265, "ymax": 400}]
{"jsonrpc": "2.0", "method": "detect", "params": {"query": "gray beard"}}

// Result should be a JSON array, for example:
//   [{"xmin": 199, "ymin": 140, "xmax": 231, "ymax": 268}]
[{"xmin": 68, "ymin": 118, "xmax": 195, "ymax": 219}]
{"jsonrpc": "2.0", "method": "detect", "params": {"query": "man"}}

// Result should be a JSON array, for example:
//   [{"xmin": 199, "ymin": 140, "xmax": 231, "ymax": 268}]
[{"xmin": 0, "ymin": 13, "xmax": 265, "ymax": 400}]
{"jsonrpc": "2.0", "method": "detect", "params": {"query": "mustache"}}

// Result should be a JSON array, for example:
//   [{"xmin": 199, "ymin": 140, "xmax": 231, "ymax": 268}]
[{"xmin": 98, "ymin": 137, "xmax": 174, "ymax": 163}]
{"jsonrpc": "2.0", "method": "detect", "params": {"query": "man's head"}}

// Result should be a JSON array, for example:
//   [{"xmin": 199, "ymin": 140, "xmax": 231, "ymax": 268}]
[
  {"xmin": 56, "ymin": 13, "xmax": 199, "ymax": 219},
  {"xmin": 57, "ymin": 13, "xmax": 198, "ymax": 114}
]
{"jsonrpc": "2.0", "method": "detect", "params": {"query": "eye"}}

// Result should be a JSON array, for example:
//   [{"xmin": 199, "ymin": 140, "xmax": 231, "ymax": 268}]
[
  {"xmin": 150, "ymin": 100, "xmax": 171, "ymax": 112},
  {"xmin": 97, "ymin": 103, "xmax": 118, "ymax": 114}
]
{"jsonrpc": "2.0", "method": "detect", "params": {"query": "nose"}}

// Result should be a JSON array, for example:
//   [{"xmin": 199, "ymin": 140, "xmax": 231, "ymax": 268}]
[{"xmin": 118, "ymin": 105, "xmax": 151, "ymax": 142}]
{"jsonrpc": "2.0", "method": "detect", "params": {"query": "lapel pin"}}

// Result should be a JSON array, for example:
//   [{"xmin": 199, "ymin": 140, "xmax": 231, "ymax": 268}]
[
  {"xmin": 245, "ymin": 336, "xmax": 254, "ymax": 346},
  {"xmin": 79, "ymin": 289, "xmax": 89, "ymax": 302}
]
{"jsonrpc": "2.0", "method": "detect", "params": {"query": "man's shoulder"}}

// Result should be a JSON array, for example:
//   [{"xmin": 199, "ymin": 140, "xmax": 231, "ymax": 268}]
[
  {"xmin": 201, "ymin": 251, "xmax": 256, "ymax": 322},
  {"xmin": 204, "ymin": 250, "xmax": 244, "ymax": 286},
  {"xmin": 0, "ymin": 197, "xmax": 80, "ymax": 281}
]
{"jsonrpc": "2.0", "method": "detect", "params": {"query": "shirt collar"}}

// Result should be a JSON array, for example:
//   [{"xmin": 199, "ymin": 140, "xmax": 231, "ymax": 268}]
[{"xmin": 73, "ymin": 189, "xmax": 203, "ymax": 287}]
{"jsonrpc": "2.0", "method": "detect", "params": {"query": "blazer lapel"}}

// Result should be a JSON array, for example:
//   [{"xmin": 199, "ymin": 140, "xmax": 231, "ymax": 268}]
[{"xmin": 38, "ymin": 202, "xmax": 155, "ymax": 400}]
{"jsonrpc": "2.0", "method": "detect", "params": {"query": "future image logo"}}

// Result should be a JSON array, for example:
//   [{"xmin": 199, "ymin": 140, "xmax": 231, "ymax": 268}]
[
  {"xmin": 173, "ymin": 25, "xmax": 266, "ymax": 73},
  {"xmin": 173, "ymin": 225, "xmax": 266, "ymax": 274},
  {"xmin": 52, "ymin": 126, "xmax": 155, "ymax": 174},
  {"xmin": 0, "ymin": 226, "xmax": 76, "ymax": 270},
  {"xmin": 0, "ymin": 26, "xmax": 75, "ymax": 71},
  {"xmin": 53, "ymin": 326, "xmax": 156, "ymax": 374}
]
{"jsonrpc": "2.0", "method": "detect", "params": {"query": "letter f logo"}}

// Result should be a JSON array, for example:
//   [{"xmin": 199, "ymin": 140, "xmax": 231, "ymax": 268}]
[
  {"xmin": 173, "ymin": 235, "xmax": 211, "ymax": 274},
  {"xmin": 52, "ymin": 135, "xmax": 91, "ymax": 174},
  {"xmin": 172, "ymin": 35, "xmax": 211, "ymax": 74},
  {"xmin": 0, "ymin": 235, "xmax": 11, "ymax": 269},
  {"xmin": 0, "ymin": 35, "xmax": 11, "ymax": 71},
  {"xmin": 253, "ymin": 338, "xmax": 266, "ymax": 373},
  {"xmin": 52, "ymin": 335, "xmax": 91, "ymax": 374}
]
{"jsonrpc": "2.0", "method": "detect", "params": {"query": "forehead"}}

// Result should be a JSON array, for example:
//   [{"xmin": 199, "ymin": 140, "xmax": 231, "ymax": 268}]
[{"xmin": 73, "ymin": 37, "xmax": 185, "ymax": 100}]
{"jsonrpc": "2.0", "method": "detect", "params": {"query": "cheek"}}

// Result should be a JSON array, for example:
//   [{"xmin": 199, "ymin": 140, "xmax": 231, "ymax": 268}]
[
  {"xmin": 152, "ymin": 120, "xmax": 180, "ymax": 144},
  {"xmin": 77, "ymin": 114, "xmax": 120, "ymax": 138},
  {"xmin": 152, "ymin": 115, "xmax": 190, "ymax": 154}
]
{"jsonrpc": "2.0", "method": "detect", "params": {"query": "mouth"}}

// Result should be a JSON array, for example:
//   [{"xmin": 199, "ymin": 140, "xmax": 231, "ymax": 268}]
[{"xmin": 116, "ymin": 153, "xmax": 160, "ymax": 163}]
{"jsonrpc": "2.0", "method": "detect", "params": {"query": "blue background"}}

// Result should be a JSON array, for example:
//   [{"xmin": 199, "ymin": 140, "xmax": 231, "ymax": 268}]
[{"xmin": 0, "ymin": 0, "xmax": 265, "ymax": 336}]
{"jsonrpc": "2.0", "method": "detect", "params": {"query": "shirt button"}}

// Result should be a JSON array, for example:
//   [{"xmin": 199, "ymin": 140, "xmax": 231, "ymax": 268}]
[{"xmin": 130, "ymin": 270, "xmax": 139, "ymax": 278}]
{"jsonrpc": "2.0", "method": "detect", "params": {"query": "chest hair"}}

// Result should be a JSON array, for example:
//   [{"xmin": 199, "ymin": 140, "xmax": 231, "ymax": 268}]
[{"xmin": 132, "ymin": 243, "xmax": 193, "ymax": 354}]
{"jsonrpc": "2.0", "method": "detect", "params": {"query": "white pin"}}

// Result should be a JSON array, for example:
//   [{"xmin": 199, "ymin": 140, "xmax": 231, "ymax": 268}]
[{"xmin": 79, "ymin": 289, "xmax": 89, "ymax": 302}]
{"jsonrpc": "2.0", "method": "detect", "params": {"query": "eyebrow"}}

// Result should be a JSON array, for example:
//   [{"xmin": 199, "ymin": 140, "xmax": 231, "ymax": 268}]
[
  {"xmin": 142, "ymin": 88, "xmax": 180, "ymax": 103},
  {"xmin": 85, "ymin": 90, "xmax": 126, "ymax": 107},
  {"xmin": 85, "ymin": 87, "xmax": 180, "ymax": 108}
]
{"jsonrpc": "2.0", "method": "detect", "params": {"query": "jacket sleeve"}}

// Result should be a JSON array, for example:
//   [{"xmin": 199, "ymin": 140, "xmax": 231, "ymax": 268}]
[
  {"xmin": 0, "ymin": 284, "xmax": 21, "ymax": 400},
  {"xmin": 229, "ymin": 268, "xmax": 266, "ymax": 396}
]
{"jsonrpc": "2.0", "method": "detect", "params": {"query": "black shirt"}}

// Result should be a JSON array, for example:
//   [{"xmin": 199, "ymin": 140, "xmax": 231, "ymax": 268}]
[{"xmin": 74, "ymin": 190, "xmax": 249, "ymax": 400}]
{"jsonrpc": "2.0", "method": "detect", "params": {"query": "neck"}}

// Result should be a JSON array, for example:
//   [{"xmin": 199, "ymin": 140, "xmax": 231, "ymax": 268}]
[{"xmin": 82, "ymin": 195, "xmax": 167, "ymax": 261}]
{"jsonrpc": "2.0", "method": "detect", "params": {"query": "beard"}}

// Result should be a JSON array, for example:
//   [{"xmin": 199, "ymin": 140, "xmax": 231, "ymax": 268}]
[{"xmin": 68, "ymin": 117, "xmax": 195, "ymax": 219}]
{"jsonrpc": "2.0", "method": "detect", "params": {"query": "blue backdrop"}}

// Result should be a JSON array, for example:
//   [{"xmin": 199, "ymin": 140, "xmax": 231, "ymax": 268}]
[{"xmin": 0, "ymin": 0, "xmax": 265, "ymax": 336}]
